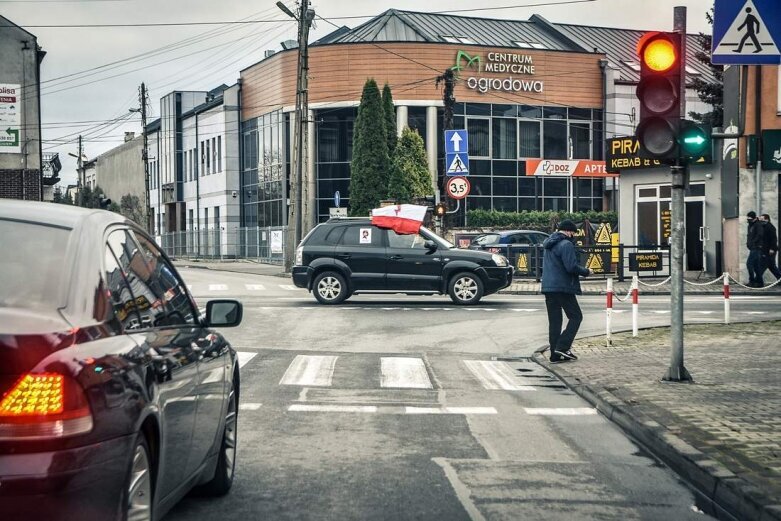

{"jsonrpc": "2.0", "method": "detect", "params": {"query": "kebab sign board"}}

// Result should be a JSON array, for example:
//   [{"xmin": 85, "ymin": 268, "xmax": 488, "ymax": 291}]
[{"xmin": 0, "ymin": 84, "xmax": 21, "ymax": 154}]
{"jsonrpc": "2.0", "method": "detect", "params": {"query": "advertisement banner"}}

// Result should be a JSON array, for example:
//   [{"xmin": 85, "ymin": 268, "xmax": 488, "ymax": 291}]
[
  {"xmin": 0, "ymin": 84, "xmax": 21, "ymax": 154},
  {"xmin": 525, "ymin": 160, "xmax": 617, "ymax": 178}
]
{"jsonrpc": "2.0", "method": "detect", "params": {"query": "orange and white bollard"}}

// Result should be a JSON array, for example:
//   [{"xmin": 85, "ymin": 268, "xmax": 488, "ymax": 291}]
[
  {"xmin": 723, "ymin": 272, "xmax": 730, "ymax": 325},
  {"xmin": 606, "ymin": 277, "xmax": 614, "ymax": 346},
  {"xmin": 632, "ymin": 275, "xmax": 639, "ymax": 337}
]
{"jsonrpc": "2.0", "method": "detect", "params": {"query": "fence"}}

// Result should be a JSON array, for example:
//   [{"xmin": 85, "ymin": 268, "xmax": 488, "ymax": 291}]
[
  {"xmin": 474, "ymin": 243, "xmax": 671, "ymax": 281},
  {"xmin": 157, "ymin": 226, "xmax": 287, "ymax": 265}
]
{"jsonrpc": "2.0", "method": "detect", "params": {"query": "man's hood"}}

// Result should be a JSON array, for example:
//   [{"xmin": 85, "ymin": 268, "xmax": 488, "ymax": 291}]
[{"xmin": 543, "ymin": 231, "xmax": 569, "ymax": 250}]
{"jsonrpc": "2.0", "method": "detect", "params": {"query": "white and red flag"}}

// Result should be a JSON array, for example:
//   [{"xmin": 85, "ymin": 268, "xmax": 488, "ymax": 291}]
[{"xmin": 371, "ymin": 204, "xmax": 427, "ymax": 235}]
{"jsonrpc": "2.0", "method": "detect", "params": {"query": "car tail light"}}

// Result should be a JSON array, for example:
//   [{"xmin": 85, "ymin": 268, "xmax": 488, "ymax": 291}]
[
  {"xmin": 0, "ymin": 372, "xmax": 93, "ymax": 440},
  {"xmin": 295, "ymin": 246, "xmax": 303, "ymax": 266}
]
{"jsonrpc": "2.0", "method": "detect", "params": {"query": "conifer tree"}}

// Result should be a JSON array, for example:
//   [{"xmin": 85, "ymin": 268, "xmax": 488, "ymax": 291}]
[
  {"xmin": 689, "ymin": 8, "xmax": 723, "ymax": 126},
  {"xmin": 349, "ymin": 79, "xmax": 389, "ymax": 216},
  {"xmin": 382, "ymin": 83, "xmax": 397, "ymax": 156},
  {"xmin": 387, "ymin": 128, "xmax": 432, "ymax": 203}
]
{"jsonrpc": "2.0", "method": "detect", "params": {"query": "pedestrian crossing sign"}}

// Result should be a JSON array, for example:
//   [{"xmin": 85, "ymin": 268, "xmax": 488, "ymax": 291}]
[
  {"xmin": 713, "ymin": 0, "xmax": 781, "ymax": 64},
  {"xmin": 446, "ymin": 153, "xmax": 469, "ymax": 176}
]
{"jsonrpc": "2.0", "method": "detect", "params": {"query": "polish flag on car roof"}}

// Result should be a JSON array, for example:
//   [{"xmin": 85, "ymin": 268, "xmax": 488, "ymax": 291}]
[{"xmin": 371, "ymin": 204, "xmax": 427, "ymax": 235}]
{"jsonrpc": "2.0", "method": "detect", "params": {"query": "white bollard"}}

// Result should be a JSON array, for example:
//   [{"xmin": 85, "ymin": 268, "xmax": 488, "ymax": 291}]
[
  {"xmin": 632, "ymin": 275, "xmax": 639, "ymax": 337},
  {"xmin": 606, "ymin": 277, "xmax": 613, "ymax": 346},
  {"xmin": 723, "ymin": 272, "xmax": 730, "ymax": 325}
]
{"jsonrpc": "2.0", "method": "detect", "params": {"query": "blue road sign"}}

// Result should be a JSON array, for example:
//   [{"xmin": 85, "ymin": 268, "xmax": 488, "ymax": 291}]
[
  {"xmin": 445, "ymin": 129, "xmax": 469, "ymax": 176},
  {"xmin": 334, "ymin": 190, "xmax": 341, "ymax": 208},
  {"xmin": 713, "ymin": 0, "xmax": 781, "ymax": 64}
]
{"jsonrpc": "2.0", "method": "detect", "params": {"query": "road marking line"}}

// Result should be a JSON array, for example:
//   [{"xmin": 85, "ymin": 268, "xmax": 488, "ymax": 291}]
[
  {"xmin": 209, "ymin": 284, "xmax": 228, "ymax": 291},
  {"xmin": 236, "ymin": 351, "xmax": 257, "ymax": 368},
  {"xmin": 650, "ymin": 310, "xmax": 671, "ymax": 314},
  {"xmin": 245, "ymin": 284, "xmax": 266, "ymax": 291},
  {"xmin": 463, "ymin": 360, "xmax": 536, "ymax": 391},
  {"xmin": 279, "ymin": 285, "xmax": 300, "ymax": 291},
  {"xmin": 381, "ymin": 357, "xmax": 433, "ymax": 389},
  {"xmin": 511, "ymin": 308, "xmax": 541, "ymax": 312},
  {"xmin": 405, "ymin": 406, "xmax": 497, "ymax": 415},
  {"xmin": 288, "ymin": 404, "xmax": 377, "ymax": 413},
  {"xmin": 239, "ymin": 403, "xmax": 262, "ymax": 411},
  {"xmin": 524, "ymin": 407, "xmax": 597, "ymax": 416},
  {"xmin": 695, "ymin": 311, "xmax": 715, "ymax": 315},
  {"xmin": 743, "ymin": 311, "xmax": 767, "ymax": 315},
  {"xmin": 280, "ymin": 355, "xmax": 338, "ymax": 387}
]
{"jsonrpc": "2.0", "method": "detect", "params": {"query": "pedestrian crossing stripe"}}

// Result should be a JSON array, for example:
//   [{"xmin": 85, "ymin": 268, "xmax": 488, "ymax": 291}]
[
  {"xmin": 594, "ymin": 223, "xmax": 612, "ymax": 244},
  {"xmin": 517, "ymin": 253, "xmax": 528, "ymax": 272},
  {"xmin": 713, "ymin": 0, "xmax": 780, "ymax": 56},
  {"xmin": 586, "ymin": 253, "xmax": 605, "ymax": 272}
]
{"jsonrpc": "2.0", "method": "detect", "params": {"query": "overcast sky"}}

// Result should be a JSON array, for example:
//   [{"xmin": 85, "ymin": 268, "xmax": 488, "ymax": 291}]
[{"xmin": 1, "ymin": 0, "xmax": 713, "ymax": 189}]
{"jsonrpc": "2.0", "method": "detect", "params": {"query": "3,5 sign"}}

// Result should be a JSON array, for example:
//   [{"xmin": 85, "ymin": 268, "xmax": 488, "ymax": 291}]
[{"xmin": 446, "ymin": 176, "xmax": 470, "ymax": 200}]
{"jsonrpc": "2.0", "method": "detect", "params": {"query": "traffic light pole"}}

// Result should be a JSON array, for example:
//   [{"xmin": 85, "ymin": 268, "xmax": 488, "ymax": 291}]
[{"xmin": 663, "ymin": 6, "xmax": 692, "ymax": 382}]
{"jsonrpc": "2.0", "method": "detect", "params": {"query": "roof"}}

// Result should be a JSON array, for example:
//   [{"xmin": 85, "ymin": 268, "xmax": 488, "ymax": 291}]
[
  {"xmin": 0, "ymin": 14, "xmax": 38, "ymax": 41},
  {"xmin": 0, "ymin": 199, "xmax": 120, "ymax": 229},
  {"xmin": 316, "ymin": 9, "xmax": 717, "ymax": 85}
]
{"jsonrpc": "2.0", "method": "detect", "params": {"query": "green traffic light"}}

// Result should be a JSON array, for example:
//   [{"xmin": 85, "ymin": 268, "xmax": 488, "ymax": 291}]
[
  {"xmin": 679, "ymin": 122, "xmax": 710, "ymax": 158},
  {"xmin": 683, "ymin": 134, "xmax": 706, "ymax": 146}
]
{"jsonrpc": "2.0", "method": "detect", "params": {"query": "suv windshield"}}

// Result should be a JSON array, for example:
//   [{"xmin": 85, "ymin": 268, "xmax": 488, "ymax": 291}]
[
  {"xmin": 0, "ymin": 219, "xmax": 72, "ymax": 311},
  {"xmin": 420, "ymin": 227, "xmax": 454, "ymax": 249}
]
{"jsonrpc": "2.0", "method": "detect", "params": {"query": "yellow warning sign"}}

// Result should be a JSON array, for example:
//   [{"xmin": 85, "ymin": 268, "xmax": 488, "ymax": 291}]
[
  {"xmin": 586, "ymin": 253, "xmax": 605, "ymax": 273},
  {"xmin": 517, "ymin": 253, "xmax": 528, "ymax": 272},
  {"xmin": 594, "ymin": 223, "xmax": 613, "ymax": 244},
  {"xmin": 611, "ymin": 232, "xmax": 620, "ymax": 264}
]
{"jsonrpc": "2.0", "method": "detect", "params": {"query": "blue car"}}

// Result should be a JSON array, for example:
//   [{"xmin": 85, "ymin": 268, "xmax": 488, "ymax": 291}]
[{"xmin": 468, "ymin": 230, "xmax": 549, "ymax": 250}]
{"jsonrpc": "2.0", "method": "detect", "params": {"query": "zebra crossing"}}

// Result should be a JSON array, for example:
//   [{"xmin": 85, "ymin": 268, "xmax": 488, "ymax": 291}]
[{"xmin": 235, "ymin": 351, "xmax": 598, "ymax": 417}]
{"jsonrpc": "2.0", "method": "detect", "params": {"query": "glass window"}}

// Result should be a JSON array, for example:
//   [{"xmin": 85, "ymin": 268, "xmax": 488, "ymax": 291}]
[
  {"xmin": 471, "ymin": 159, "xmax": 491, "ymax": 175},
  {"xmin": 637, "ymin": 201, "xmax": 659, "ymax": 245},
  {"xmin": 469, "ymin": 176, "xmax": 491, "ymax": 196},
  {"xmin": 519, "ymin": 105, "xmax": 542, "ymax": 119},
  {"xmin": 576, "ymin": 179, "xmax": 593, "ymax": 198},
  {"xmin": 543, "ymin": 178, "xmax": 568, "ymax": 197},
  {"xmin": 493, "ymin": 177, "xmax": 517, "ymax": 197},
  {"xmin": 493, "ymin": 197, "xmax": 517, "ymax": 212},
  {"xmin": 519, "ymin": 120, "xmax": 541, "ymax": 158},
  {"xmin": 543, "ymin": 107, "xmax": 567, "ymax": 119},
  {"xmin": 465, "ymin": 103, "xmax": 491, "ymax": 116},
  {"xmin": 493, "ymin": 160, "xmax": 516, "ymax": 176},
  {"xmin": 388, "ymin": 231, "xmax": 428, "ymax": 249},
  {"xmin": 639, "ymin": 187, "xmax": 657, "ymax": 198},
  {"xmin": 519, "ymin": 198, "xmax": 537, "ymax": 211},
  {"xmin": 340, "ymin": 225, "xmax": 384, "ymax": 247},
  {"xmin": 660, "ymin": 185, "xmax": 672, "ymax": 198},
  {"xmin": 467, "ymin": 118, "xmax": 490, "ymax": 157},
  {"xmin": 543, "ymin": 120, "xmax": 567, "ymax": 159},
  {"xmin": 493, "ymin": 104, "xmax": 516, "ymax": 117},
  {"xmin": 104, "ymin": 246, "xmax": 142, "ymax": 330},
  {"xmin": 474, "ymin": 234, "xmax": 500, "ymax": 245},
  {"xmin": 492, "ymin": 118, "xmax": 516, "ymax": 159},
  {"xmin": 217, "ymin": 136, "xmax": 222, "ymax": 172},
  {"xmin": 568, "ymin": 108, "xmax": 591, "ymax": 120},
  {"xmin": 518, "ymin": 177, "xmax": 536, "ymax": 196},
  {"xmin": 542, "ymin": 198, "xmax": 568, "ymax": 211},
  {"xmin": 0, "ymin": 220, "xmax": 71, "ymax": 311},
  {"xmin": 687, "ymin": 183, "xmax": 705, "ymax": 197},
  {"xmin": 467, "ymin": 196, "xmax": 491, "ymax": 211},
  {"xmin": 570, "ymin": 122, "xmax": 591, "ymax": 159}
]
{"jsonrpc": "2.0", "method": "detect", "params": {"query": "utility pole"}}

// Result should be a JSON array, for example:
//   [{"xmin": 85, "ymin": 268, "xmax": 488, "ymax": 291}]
[
  {"xmin": 140, "ymin": 83, "xmax": 151, "ymax": 232},
  {"xmin": 280, "ymin": 0, "xmax": 315, "ymax": 272},
  {"xmin": 664, "ymin": 6, "xmax": 692, "ymax": 382},
  {"xmin": 436, "ymin": 69, "xmax": 456, "ymax": 236},
  {"xmin": 77, "ymin": 135, "xmax": 83, "ymax": 207}
]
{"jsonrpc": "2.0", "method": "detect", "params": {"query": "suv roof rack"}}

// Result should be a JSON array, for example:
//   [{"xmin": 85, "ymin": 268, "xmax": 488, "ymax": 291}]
[{"xmin": 325, "ymin": 217, "xmax": 370, "ymax": 223}]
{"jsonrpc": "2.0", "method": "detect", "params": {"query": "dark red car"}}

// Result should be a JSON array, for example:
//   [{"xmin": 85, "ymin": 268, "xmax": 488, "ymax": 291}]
[{"xmin": 0, "ymin": 200, "xmax": 243, "ymax": 521}]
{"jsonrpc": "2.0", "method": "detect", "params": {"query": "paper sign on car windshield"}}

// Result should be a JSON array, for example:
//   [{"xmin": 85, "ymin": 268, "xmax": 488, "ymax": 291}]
[{"xmin": 359, "ymin": 228, "xmax": 372, "ymax": 244}]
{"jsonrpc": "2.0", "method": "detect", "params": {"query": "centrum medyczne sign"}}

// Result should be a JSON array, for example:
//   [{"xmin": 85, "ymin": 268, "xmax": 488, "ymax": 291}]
[{"xmin": 452, "ymin": 50, "xmax": 544, "ymax": 95}]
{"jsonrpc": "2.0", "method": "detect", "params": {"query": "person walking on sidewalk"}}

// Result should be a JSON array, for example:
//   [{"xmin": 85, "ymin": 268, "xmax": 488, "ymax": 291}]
[
  {"xmin": 760, "ymin": 213, "xmax": 781, "ymax": 280},
  {"xmin": 746, "ymin": 211, "xmax": 767, "ymax": 287},
  {"xmin": 541, "ymin": 220, "xmax": 592, "ymax": 363}
]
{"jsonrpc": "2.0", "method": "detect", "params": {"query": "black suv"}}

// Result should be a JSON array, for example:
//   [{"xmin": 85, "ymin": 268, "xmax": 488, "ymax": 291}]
[{"xmin": 292, "ymin": 218, "xmax": 513, "ymax": 305}]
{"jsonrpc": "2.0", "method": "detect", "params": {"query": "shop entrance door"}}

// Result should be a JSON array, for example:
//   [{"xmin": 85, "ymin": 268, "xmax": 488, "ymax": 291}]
[{"xmin": 685, "ymin": 201, "xmax": 704, "ymax": 271}]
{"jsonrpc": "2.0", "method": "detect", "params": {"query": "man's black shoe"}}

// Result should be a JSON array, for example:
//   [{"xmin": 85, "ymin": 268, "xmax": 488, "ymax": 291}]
[
  {"xmin": 559, "ymin": 350, "xmax": 578, "ymax": 361},
  {"xmin": 550, "ymin": 356, "xmax": 570, "ymax": 364}
]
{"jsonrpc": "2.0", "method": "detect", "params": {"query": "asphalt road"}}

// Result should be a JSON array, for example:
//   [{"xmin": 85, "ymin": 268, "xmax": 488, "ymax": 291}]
[{"xmin": 164, "ymin": 268, "xmax": 781, "ymax": 520}]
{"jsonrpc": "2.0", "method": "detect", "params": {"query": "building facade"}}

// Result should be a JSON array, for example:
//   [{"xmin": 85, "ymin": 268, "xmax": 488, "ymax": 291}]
[
  {"xmin": 80, "ymin": 133, "xmax": 145, "ymax": 206},
  {"xmin": 148, "ymin": 84, "xmax": 241, "ymax": 256},
  {"xmin": 0, "ymin": 15, "xmax": 46, "ymax": 201}
]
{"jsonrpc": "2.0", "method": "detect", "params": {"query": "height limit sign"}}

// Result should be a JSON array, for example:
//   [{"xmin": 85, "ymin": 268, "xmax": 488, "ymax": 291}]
[{"xmin": 446, "ymin": 176, "xmax": 470, "ymax": 200}]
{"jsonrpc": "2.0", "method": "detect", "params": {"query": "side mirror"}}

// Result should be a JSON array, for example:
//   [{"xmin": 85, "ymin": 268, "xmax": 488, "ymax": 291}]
[
  {"xmin": 205, "ymin": 300, "xmax": 243, "ymax": 327},
  {"xmin": 424, "ymin": 240, "xmax": 438, "ymax": 251}
]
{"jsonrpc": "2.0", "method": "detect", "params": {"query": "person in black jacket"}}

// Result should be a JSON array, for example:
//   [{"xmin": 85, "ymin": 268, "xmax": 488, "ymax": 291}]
[
  {"xmin": 541, "ymin": 220, "xmax": 592, "ymax": 363},
  {"xmin": 746, "ymin": 211, "xmax": 767, "ymax": 287},
  {"xmin": 760, "ymin": 214, "xmax": 781, "ymax": 280}
]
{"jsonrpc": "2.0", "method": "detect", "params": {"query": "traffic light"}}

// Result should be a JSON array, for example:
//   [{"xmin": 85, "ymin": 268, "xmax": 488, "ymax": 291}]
[
  {"xmin": 635, "ymin": 32, "xmax": 682, "ymax": 160},
  {"xmin": 679, "ymin": 120, "xmax": 712, "ymax": 161},
  {"xmin": 434, "ymin": 203, "xmax": 447, "ymax": 218}
]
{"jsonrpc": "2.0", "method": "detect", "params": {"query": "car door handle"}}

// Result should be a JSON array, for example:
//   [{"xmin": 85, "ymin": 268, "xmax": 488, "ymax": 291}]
[
  {"xmin": 389, "ymin": 255, "xmax": 403, "ymax": 260},
  {"xmin": 336, "ymin": 253, "xmax": 351, "ymax": 259}
]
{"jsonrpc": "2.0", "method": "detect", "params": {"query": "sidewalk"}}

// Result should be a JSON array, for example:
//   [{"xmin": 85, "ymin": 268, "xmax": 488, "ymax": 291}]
[
  {"xmin": 173, "ymin": 259, "xmax": 288, "ymax": 278},
  {"xmin": 534, "ymin": 322, "xmax": 781, "ymax": 521},
  {"xmin": 503, "ymin": 276, "xmax": 781, "ymax": 295}
]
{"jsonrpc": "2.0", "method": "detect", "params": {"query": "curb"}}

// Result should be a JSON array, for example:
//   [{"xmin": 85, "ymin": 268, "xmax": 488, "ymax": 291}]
[
  {"xmin": 175, "ymin": 263, "xmax": 289, "ymax": 278},
  {"xmin": 532, "ymin": 346, "xmax": 781, "ymax": 521}
]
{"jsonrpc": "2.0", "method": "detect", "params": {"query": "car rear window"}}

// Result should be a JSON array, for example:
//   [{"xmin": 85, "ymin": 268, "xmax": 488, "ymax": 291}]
[
  {"xmin": 0, "ymin": 219, "xmax": 72, "ymax": 311},
  {"xmin": 473, "ymin": 234, "xmax": 500, "ymax": 246}
]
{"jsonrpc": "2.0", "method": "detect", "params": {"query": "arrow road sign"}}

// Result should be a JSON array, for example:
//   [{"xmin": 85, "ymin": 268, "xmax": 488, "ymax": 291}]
[
  {"xmin": 445, "ymin": 129, "xmax": 468, "ymax": 155},
  {"xmin": 713, "ymin": 0, "xmax": 781, "ymax": 64}
]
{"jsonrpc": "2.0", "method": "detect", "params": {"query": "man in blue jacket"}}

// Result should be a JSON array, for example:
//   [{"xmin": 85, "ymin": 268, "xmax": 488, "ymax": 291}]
[{"xmin": 542, "ymin": 220, "xmax": 592, "ymax": 363}]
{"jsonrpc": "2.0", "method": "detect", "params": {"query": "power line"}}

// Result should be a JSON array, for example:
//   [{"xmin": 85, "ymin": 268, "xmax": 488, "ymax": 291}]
[{"xmin": 8, "ymin": 17, "xmax": 293, "ymax": 28}]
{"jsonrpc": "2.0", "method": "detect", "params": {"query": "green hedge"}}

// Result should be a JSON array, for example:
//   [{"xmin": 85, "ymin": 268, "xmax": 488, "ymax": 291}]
[{"xmin": 466, "ymin": 210, "xmax": 618, "ymax": 232}]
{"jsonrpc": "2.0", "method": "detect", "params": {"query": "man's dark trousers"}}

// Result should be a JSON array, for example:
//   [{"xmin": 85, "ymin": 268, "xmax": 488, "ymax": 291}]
[
  {"xmin": 748, "ymin": 249, "xmax": 766, "ymax": 284},
  {"xmin": 545, "ymin": 293, "xmax": 583, "ymax": 353}
]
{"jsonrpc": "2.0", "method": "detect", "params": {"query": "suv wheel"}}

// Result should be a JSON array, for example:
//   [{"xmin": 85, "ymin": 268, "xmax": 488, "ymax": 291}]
[
  {"xmin": 313, "ymin": 271, "xmax": 348, "ymax": 305},
  {"xmin": 448, "ymin": 272, "xmax": 484, "ymax": 305}
]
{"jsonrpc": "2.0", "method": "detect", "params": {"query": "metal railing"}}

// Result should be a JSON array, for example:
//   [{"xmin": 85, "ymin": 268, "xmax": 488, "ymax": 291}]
[{"xmin": 156, "ymin": 226, "xmax": 287, "ymax": 265}]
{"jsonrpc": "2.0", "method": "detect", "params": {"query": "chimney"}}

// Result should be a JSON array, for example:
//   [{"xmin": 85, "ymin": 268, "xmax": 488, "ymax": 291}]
[
  {"xmin": 264, "ymin": 50, "xmax": 276, "ymax": 58},
  {"xmin": 124, "ymin": 132, "xmax": 135, "ymax": 142}
]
